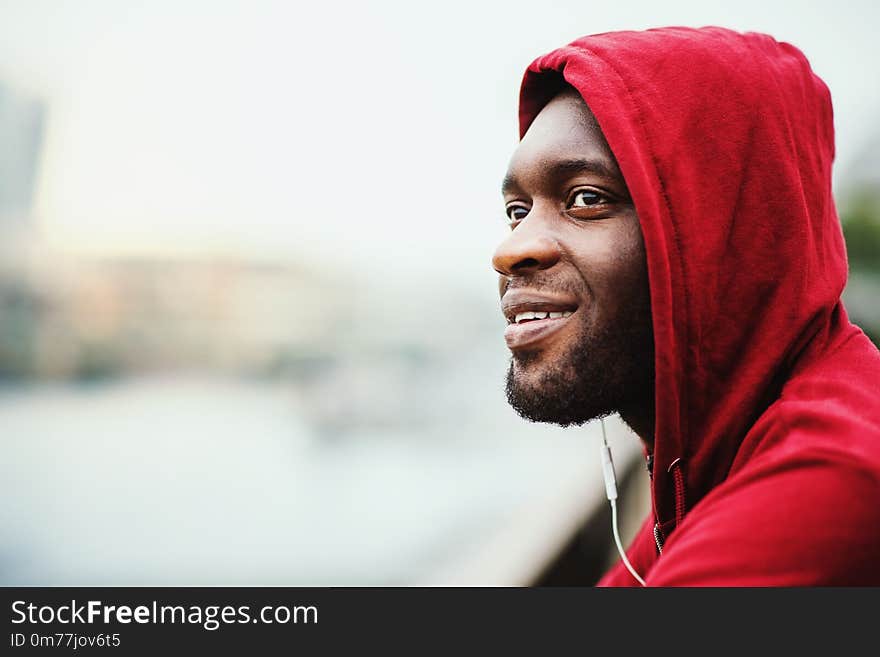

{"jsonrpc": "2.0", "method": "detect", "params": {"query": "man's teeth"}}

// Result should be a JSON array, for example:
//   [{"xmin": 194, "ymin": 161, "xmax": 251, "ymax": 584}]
[{"xmin": 513, "ymin": 310, "xmax": 573, "ymax": 324}]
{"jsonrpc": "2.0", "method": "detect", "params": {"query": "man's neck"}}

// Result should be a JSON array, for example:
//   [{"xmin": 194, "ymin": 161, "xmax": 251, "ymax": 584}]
[{"xmin": 618, "ymin": 403, "xmax": 655, "ymax": 452}]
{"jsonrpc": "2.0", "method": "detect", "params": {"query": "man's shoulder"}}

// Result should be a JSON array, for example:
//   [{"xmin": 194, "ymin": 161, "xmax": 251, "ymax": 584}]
[
  {"xmin": 779, "ymin": 328, "xmax": 880, "ymax": 420},
  {"xmin": 654, "ymin": 422, "xmax": 880, "ymax": 585},
  {"xmin": 734, "ymin": 330, "xmax": 880, "ymax": 477},
  {"xmin": 732, "ymin": 387, "xmax": 880, "ymax": 499}
]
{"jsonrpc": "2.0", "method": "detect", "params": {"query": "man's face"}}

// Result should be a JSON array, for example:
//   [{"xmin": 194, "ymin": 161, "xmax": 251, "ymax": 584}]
[{"xmin": 494, "ymin": 89, "xmax": 653, "ymax": 427}]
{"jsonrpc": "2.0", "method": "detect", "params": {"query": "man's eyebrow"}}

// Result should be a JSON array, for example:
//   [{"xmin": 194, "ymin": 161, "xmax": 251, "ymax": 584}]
[
  {"xmin": 501, "ymin": 172, "xmax": 518, "ymax": 194},
  {"xmin": 501, "ymin": 157, "xmax": 619, "ymax": 194},
  {"xmin": 550, "ymin": 157, "xmax": 618, "ymax": 180}
]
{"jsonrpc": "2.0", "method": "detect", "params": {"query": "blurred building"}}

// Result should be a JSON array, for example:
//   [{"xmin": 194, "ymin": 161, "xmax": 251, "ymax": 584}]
[
  {"xmin": 0, "ymin": 82, "xmax": 45, "ymax": 379},
  {"xmin": 29, "ymin": 256, "xmax": 351, "ymax": 380},
  {"xmin": 0, "ymin": 81, "xmax": 361, "ymax": 386},
  {"xmin": 0, "ymin": 82, "xmax": 44, "ymax": 236}
]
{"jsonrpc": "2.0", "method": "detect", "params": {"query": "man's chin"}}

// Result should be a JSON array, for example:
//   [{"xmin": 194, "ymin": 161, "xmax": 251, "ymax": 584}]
[{"xmin": 504, "ymin": 359, "xmax": 611, "ymax": 428}]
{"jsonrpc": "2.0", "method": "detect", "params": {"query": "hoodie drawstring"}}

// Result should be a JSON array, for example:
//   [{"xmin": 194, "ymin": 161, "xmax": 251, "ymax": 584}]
[
  {"xmin": 669, "ymin": 458, "xmax": 687, "ymax": 529},
  {"xmin": 652, "ymin": 458, "xmax": 688, "ymax": 555}
]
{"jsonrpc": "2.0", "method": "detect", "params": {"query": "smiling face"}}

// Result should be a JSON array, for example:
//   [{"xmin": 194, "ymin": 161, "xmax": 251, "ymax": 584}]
[{"xmin": 494, "ymin": 88, "xmax": 654, "ymax": 430}]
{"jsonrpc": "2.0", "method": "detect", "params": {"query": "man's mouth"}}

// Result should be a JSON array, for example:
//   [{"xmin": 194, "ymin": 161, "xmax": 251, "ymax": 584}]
[
  {"xmin": 511, "ymin": 310, "xmax": 573, "ymax": 324},
  {"xmin": 501, "ymin": 292, "xmax": 579, "ymax": 351}
]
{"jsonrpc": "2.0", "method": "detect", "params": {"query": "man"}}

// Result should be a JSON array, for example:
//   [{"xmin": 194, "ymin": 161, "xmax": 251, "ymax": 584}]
[{"xmin": 493, "ymin": 26, "xmax": 880, "ymax": 585}]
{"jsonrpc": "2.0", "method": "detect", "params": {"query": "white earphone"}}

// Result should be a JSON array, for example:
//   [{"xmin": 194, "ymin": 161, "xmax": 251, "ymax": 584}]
[{"xmin": 600, "ymin": 417, "xmax": 646, "ymax": 587}]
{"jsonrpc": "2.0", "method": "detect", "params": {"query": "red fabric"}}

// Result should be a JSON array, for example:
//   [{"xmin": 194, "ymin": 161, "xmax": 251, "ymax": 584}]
[{"xmin": 518, "ymin": 26, "xmax": 880, "ymax": 585}]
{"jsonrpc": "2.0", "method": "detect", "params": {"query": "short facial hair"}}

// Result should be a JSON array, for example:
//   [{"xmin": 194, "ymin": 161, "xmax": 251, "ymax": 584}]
[{"xmin": 504, "ymin": 301, "xmax": 653, "ymax": 427}]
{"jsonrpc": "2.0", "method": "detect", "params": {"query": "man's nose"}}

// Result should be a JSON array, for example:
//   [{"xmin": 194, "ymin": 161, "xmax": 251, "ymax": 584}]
[{"xmin": 492, "ymin": 215, "xmax": 562, "ymax": 277}]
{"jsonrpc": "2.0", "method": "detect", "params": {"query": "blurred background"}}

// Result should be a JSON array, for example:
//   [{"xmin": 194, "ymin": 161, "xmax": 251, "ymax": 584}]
[{"xmin": 0, "ymin": 0, "xmax": 877, "ymax": 585}]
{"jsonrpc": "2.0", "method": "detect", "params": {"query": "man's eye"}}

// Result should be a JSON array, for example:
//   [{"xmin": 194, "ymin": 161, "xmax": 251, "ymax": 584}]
[
  {"xmin": 569, "ymin": 189, "xmax": 605, "ymax": 207},
  {"xmin": 505, "ymin": 205, "xmax": 529, "ymax": 223}
]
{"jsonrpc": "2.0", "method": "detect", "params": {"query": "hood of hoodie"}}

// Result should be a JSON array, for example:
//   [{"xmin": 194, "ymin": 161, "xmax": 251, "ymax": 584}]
[{"xmin": 518, "ymin": 26, "xmax": 851, "ymax": 536}]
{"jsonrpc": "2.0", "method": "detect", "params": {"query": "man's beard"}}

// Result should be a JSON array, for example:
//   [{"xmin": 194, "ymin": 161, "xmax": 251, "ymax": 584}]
[{"xmin": 504, "ymin": 310, "xmax": 654, "ymax": 428}]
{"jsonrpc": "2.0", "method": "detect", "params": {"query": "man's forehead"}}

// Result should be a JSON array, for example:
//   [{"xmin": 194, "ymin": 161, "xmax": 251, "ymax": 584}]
[
  {"xmin": 531, "ymin": 88, "xmax": 600, "ymax": 133},
  {"xmin": 504, "ymin": 90, "xmax": 619, "ymax": 189}
]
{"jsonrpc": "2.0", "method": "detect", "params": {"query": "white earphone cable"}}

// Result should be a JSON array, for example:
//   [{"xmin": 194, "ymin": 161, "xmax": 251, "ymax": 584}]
[{"xmin": 600, "ymin": 418, "xmax": 647, "ymax": 587}]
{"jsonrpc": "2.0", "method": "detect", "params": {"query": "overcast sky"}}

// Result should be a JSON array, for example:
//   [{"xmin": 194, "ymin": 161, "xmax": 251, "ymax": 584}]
[{"xmin": 1, "ymin": 0, "xmax": 877, "ymax": 292}]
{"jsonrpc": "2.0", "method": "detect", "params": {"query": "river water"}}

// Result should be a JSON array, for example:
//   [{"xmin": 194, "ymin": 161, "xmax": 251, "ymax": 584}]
[{"xmin": 0, "ymin": 376, "xmax": 602, "ymax": 585}]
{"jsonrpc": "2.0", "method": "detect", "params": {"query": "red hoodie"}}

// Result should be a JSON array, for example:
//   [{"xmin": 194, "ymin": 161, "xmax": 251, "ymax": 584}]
[{"xmin": 518, "ymin": 26, "xmax": 880, "ymax": 585}]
